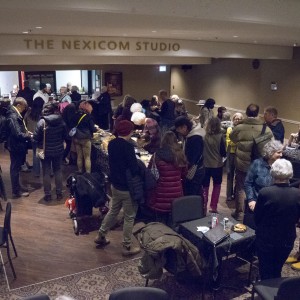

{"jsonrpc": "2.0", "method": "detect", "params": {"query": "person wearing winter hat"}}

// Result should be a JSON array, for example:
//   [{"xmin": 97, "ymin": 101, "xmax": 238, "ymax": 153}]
[
  {"xmin": 95, "ymin": 119, "xmax": 141, "ymax": 256},
  {"xmin": 131, "ymin": 112, "xmax": 161, "ymax": 154}
]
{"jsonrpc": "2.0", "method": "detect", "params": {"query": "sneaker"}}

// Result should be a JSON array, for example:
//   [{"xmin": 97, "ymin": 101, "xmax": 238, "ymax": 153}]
[
  {"xmin": 20, "ymin": 185, "xmax": 29, "ymax": 192},
  {"xmin": 122, "ymin": 245, "xmax": 141, "ymax": 257},
  {"xmin": 12, "ymin": 191, "xmax": 29, "ymax": 199},
  {"xmin": 44, "ymin": 195, "xmax": 52, "ymax": 202},
  {"xmin": 21, "ymin": 164, "xmax": 31, "ymax": 173},
  {"xmin": 94, "ymin": 233, "xmax": 110, "ymax": 246},
  {"xmin": 62, "ymin": 158, "xmax": 69, "ymax": 165},
  {"xmin": 291, "ymin": 261, "xmax": 300, "ymax": 270}
]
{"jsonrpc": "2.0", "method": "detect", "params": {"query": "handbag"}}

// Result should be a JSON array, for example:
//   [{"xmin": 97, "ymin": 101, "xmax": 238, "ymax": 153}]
[
  {"xmin": 69, "ymin": 114, "xmax": 87, "ymax": 137},
  {"xmin": 150, "ymin": 153, "xmax": 160, "ymax": 181},
  {"xmin": 186, "ymin": 155, "xmax": 202, "ymax": 180},
  {"xmin": 36, "ymin": 120, "xmax": 46, "ymax": 160}
]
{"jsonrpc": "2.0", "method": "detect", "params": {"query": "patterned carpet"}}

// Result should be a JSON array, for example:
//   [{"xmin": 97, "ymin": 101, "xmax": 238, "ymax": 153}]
[{"xmin": 1, "ymin": 242, "xmax": 300, "ymax": 300}]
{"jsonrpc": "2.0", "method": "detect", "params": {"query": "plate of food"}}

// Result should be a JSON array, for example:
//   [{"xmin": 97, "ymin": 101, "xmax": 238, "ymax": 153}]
[{"xmin": 232, "ymin": 223, "xmax": 247, "ymax": 233}]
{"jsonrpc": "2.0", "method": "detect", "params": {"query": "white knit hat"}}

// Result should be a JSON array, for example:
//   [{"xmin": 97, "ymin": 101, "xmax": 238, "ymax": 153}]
[
  {"xmin": 130, "ymin": 103, "xmax": 143, "ymax": 113},
  {"xmin": 131, "ymin": 112, "xmax": 146, "ymax": 125}
]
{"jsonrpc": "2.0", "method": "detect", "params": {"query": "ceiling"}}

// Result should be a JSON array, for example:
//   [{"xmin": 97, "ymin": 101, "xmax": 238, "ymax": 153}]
[{"xmin": 0, "ymin": 0, "xmax": 300, "ymax": 48}]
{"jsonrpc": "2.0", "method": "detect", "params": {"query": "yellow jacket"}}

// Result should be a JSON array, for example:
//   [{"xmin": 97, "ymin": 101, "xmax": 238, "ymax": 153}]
[{"xmin": 226, "ymin": 127, "xmax": 236, "ymax": 154}]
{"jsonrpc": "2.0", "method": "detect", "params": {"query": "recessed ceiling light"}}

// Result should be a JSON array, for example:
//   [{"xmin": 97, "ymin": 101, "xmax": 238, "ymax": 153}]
[
  {"xmin": 22, "ymin": 31, "xmax": 29, "ymax": 34},
  {"xmin": 233, "ymin": 35, "xmax": 238, "ymax": 38},
  {"xmin": 253, "ymin": 40, "xmax": 257, "ymax": 44},
  {"xmin": 152, "ymin": 30, "xmax": 157, "ymax": 33},
  {"xmin": 293, "ymin": 43, "xmax": 298, "ymax": 47},
  {"xmin": 35, "ymin": 26, "xmax": 42, "ymax": 29}
]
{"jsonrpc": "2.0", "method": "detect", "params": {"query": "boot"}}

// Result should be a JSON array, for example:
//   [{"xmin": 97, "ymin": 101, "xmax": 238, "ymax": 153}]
[
  {"xmin": 210, "ymin": 184, "xmax": 221, "ymax": 212},
  {"xmin": 122, "ymin": 245, "xmax": 141, "ymax": 257},
  {"xmin": 202, "ymin": 186, "xmax": 209, "ymax": 216},
  {"xmin": 94, "ymin": 232, "xmax": 110, "ymax": 246}
]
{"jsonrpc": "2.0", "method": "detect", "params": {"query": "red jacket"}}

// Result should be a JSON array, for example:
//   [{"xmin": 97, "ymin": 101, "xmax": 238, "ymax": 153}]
[{"xmin": 147, "ymin": 148, "xmax": 185, "ymax": 212}]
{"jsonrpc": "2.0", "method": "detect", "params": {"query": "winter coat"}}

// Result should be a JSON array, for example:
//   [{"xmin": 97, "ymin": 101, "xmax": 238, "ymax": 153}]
[
  {"xmin": 33, "ymin": 114, "xmax": 67, "ymax": 158},
  {"xmin": 6, "ymin": 105, "xmax": 31, "ymax": 153},
  {"xmin": 230, "ymin": 117, "xmax": 273, "ymax": 173},
  {"xmin": 97, "ymin": 91, "xmax": 112, "ymax": 115},
  {"xmin": 147, "ymin": 147, "xmax": 186, "ymax": 212},
  {"xmin": 133, "ymin": 222, "xmax": 204, "ymax": 280}
]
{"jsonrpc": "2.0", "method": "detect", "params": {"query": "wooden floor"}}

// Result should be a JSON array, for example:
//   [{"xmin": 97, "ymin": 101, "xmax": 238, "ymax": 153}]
[{"xmin": 0, "ymin": 145, "xmax": 234, "ymax": 290}]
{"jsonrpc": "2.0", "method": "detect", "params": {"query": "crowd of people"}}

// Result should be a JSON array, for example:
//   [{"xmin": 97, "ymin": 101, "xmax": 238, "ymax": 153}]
[{"xmin": 2, "ymin": 82, "xmax": 300, "ymax": 279}]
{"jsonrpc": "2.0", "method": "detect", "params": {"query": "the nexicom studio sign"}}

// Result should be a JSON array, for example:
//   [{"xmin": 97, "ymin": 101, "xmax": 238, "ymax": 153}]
[{"xmin": 23, "ymin": 37, "xmax": 180, "ymax": 53}]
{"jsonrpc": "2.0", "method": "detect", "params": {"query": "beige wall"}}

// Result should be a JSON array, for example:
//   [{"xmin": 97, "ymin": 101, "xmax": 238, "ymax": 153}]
[
  {"xmin": 171, "ymin": 58, "xmax": 300, "ymax": 138},
  {"xmin": 99, "ymin": 65, "xmax": 171, "ymax": 107}
]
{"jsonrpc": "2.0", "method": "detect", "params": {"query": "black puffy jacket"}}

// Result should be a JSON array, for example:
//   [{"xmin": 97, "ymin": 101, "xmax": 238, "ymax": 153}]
[
  {"xmin": 6, "ymin": 105, "xmax": 31, "ymax": 153},
  {"xmin": 33, "ymin": 114, "xmax": 67, "ymax": 158}
]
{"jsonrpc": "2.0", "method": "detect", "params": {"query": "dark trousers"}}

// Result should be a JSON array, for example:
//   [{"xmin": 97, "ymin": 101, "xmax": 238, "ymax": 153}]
[
  {"xmin": 98, "ymin": 113, "xmax": 110, "ymax": 130},
  {"xmin": 184, "ymin": 169, "xmax": 205, "ymax": 196},
  {"xmin": 202, "ymin": 167, "xmax": 223, "ymax": 187},
  {"xmin": 257, "ymin": 240, "xmax": 293, "ymax": 280},
  {"xmin": 41, "ymin": 155, "xmax": 63, "ymax": 196},
  {"xmin": 9, "ymin": 151, "xmax": 26, "ymax": 194},
  {"xmin": 63, "ymin": 138, "xmax": 72, "ymax": 160}
]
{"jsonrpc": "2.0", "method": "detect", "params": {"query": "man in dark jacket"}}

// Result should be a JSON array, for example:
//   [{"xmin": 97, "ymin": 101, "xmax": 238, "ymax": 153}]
[
  {"xmin": 33, "ymin": 102, "xmax": 67, "ymax": 201},
  {"xmin": 6, "ymin": 97, "xmax": 32, "ymax": 198},
  {"xmin": 96, "ymin": 86, "xmax": 112, "ymax": 130},
  {"xmin": 16, "ymin": 80, "xmax": 35, "ymax": 108},
  {"xmin": 94, "ymin": 120, "xmax": 141, "ymax": 256},
  {"xmin": 264, "ymin": 106, "xmax": 285, "ymax": 143},
  {"xmin": 175, "ymin": 116, "xmax": 205, "ymax": 197}
]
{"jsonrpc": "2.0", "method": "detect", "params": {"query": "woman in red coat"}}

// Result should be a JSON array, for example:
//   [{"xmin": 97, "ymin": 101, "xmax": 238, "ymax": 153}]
[{"xmin": 147, "ymin": 131, "xmax": 188, "ymax": 224}]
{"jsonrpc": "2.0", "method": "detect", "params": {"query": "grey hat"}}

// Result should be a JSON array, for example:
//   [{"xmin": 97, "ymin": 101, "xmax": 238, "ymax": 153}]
[{"xmin": 196, "ymin": 99, "xmax": 206, "ymax": 106}]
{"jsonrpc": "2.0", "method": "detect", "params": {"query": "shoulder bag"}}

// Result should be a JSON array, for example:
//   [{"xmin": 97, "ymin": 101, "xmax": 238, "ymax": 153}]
[
  {"xmin": 37, "ymin": 120, "xmax": 46, "ymax": 160},
  {"xmin": 251, "ymin": 124, "xmax": 273, "ymax": 161},
  {"xmin": 186, "ymin": 155, "xmax": 203, "ymax": 180},
  {"xmin": 150, "ymin": 153, "xmax": 160, "ymax": 181},
  {"xmin": 69, "ymin": 114, "xmax": 87, "ymax": 137}
]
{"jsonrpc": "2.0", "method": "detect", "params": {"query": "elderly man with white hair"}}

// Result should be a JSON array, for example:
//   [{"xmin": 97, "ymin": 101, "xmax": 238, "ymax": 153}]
[{"xmin": 254, "ymin": 158, "xmax": 300, "ymax": 280}]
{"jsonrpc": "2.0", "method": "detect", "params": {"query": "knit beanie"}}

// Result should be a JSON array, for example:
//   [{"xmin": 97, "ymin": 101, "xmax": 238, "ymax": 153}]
[{"xmin": 115, "ymin": 120, "xmax": 134, "ymax": 136}]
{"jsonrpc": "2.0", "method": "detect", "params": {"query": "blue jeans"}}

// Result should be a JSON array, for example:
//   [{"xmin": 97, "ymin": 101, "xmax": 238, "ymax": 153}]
[{"xmin": 41, "ymin": 155, "xmax": 63, "ymax": 196}]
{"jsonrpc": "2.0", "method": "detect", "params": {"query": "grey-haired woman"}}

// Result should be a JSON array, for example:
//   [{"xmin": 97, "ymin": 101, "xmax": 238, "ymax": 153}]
[{"xmin": 243, "ymin": 140, "xmax": 283, "ymax": 228}]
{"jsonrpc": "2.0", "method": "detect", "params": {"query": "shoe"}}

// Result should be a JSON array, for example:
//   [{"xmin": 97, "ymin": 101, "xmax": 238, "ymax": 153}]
[
  {"xmin": 21, "ymin": 164, "xmax": 31, "ymax": 173},
  {"xmin": 20, "ymin": 185, "xmax": 29, "ymax": 192},
  {"xmin": 12, "ymin": 191, "xmax": 29, "ymax": 199},
  {"xmin": 122, "ymin": 245, "xmax": 141, "ymax": 257},
  {"xmin": 209, "ymin": 209, "xmax": 219, "ymax": 214},
  {"xmin": 286, "ymin": 254, "xmax": 300, "ymax": 264},
  {"xmin": 44, "ymin": 195, "xmax": 52, "ymax": 202},
  {"xmin": 94, "ymin": 233, "xmax": 110, "ymax": 246},
  {"xmin": 291, "ymin": 261, "xmax": 300, "ymax": 270},
  {"xmin": 62, "ymin": 158, "xmax": 69, "ymax": 165},
  {"xmin": 56, "ymin": 193, "xmax": 63, "ymax": 201}
]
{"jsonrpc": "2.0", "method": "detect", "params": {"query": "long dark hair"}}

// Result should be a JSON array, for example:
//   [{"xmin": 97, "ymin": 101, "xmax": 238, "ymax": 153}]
[
  {"xmin": 160, "ymin": 131, "xmax": 188, "ymax": 167},
  {"xmin": 28, "ymin": 98, "xmax": 44, "ymax": 121}
]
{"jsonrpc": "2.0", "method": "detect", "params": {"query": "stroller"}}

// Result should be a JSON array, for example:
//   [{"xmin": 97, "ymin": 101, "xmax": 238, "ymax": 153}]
[{"xmin": 65, "ymin": 171, "xmax": 111, "ymax": 235}]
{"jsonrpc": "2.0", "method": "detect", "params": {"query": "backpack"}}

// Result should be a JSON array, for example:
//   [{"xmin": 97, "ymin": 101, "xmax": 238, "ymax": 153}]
[{"xmin": 251, "ymin": 124, "xmax": 273, "ymax": 161}]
